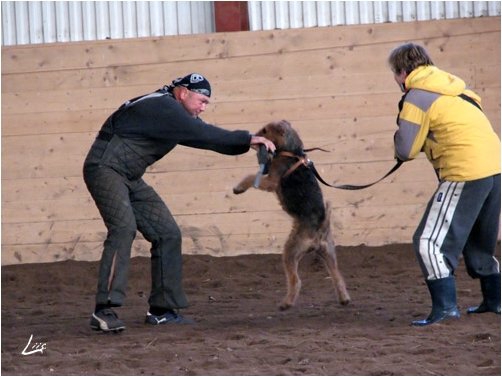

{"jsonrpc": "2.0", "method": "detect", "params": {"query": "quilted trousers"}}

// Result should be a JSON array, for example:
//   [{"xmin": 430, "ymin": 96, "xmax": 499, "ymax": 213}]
[{"xmin": 83, "ymin": 165, "xmax": 188, "ymax": 310}]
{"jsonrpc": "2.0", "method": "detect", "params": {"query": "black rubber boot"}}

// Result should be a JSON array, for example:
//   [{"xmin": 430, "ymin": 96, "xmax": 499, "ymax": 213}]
[
  {"xmin": 467, "ymin": 273, "xmax": 501, "ymax": 314},
  {"xmin": 412, "ymin": 276, "xmax": 460, "ymax": 326}
]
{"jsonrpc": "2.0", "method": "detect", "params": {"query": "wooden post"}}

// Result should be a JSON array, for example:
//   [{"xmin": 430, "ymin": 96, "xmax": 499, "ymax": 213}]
[{"xmin": 214, "ymin": 1, "xmax": 249, "ymax": 32}]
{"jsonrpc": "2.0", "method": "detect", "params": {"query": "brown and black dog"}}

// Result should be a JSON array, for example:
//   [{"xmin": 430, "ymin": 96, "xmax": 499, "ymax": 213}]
[{"xmin": 233, "ymin": 120, "xmax": 350, "ymax": 310}]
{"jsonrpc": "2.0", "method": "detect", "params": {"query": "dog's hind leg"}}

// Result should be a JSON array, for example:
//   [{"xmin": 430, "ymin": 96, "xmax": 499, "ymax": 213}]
[
  {"xmin": 317, "ymin": 235, "xmax": 351, "ymax": 306},
  {"xmin": 279, "ymin": 226, "xmax": 310, "ymax": 311}
]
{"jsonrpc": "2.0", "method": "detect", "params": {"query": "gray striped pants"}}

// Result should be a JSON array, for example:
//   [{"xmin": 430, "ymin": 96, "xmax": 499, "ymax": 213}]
[{"xmin": 413, "ymin": 174, "xmax": 500, "ymax": 280}]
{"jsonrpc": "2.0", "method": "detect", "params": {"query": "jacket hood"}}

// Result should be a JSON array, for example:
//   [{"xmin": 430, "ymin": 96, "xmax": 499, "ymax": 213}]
[{"xmin": 405, "ymin": 65, "xmax": 467, "ymax": 97}]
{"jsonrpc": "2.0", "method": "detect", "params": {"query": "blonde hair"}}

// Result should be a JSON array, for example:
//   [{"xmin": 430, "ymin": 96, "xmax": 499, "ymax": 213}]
[{"xmin": 388, "ymin": 43, "xmax": 434, "ymax": 75}]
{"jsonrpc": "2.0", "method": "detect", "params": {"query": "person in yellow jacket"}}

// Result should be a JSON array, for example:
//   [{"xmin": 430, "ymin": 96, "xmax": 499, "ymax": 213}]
[{"xmin": 388, "ymin": 43, "xmax": 501, "ymax": 326}]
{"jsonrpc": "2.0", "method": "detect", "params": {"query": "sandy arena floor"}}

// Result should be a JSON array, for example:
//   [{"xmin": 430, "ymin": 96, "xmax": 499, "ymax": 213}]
[{"xmin": 1, "ymin": 243, "xmax": 500, "ymax": 376}]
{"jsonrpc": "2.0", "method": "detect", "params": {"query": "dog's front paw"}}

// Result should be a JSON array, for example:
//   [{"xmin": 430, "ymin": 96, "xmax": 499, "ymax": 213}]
[
  {"xmin": 233, "ymin": 185, "xmax": 246, "ymax": 195},
  {"xmin": 233, "ymin": 175, "xmax": 255, "ymax": 194}
]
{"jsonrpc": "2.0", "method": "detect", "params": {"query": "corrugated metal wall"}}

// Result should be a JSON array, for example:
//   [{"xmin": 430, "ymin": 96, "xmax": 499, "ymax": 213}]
[
  {"xmin": 2, "ymin": 1, "xmax": 501, "ymax": 45},
  {"xmin": 1, "ymin": 1, "xmax": 214, "ymax": 45},
  {"xmin": 248, "ymin": 1, "xmax": 501, "ymax": 30}
]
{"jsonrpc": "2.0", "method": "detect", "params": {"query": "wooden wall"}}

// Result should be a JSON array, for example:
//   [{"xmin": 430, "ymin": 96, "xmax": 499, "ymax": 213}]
[{"xmin": 2, "ymin": 17, "xmax": 500, "ymax": 265}]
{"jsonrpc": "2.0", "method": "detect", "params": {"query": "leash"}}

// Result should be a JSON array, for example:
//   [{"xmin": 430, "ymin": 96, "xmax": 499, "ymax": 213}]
[
  {"xmin": 279, "ymin": 150, "xmax": 403, "ymax": 191},
  {"xmin": 309, "ymin": 158, "xmax": 403, "ymax": 190}
]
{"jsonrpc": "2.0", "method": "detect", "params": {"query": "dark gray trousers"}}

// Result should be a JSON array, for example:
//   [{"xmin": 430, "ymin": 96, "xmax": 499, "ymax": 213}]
[
  {"xmin": 83, "ymin": 166, "xmax": 188, "ymax": 309},
  {"xmin": 413, "ymin": 174, "xmax": 500, "ymax": 281}
]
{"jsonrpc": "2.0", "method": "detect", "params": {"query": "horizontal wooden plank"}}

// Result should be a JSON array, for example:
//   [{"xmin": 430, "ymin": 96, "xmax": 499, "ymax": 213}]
[
  {"xmin": 2, "ymin": 100, "xmax": 499, "ymax": 181},
  {"xmin": 2, "ymin": 17, "xmax": 499, "ymax": 74},
  {"xmin": 2, "ymin": 175, "xmax": 438, "ymax": 225},
  {"xmin": 3, "ymin": 106, "xmax": 500, "ymax": 142},
  {"xmin": 1, "ymin": 47, "xmax": 488, "ymax": 96},
  {"xmin": 1, "ymin": 222, "xmax": 416, "ymax": 265},
  {"xmin": 3, "ymin": 203, "xmax": 426, "ymax": 247},
  {"xmin": 2, "ymin": 118, "xmax": 400, "ymax": 159},
  {"xmin": 1, "ymin": 111, "xmax": 399, "ymax": 138},
  {"xmin": 2, "ymin": 156, "xmax": 435, "ymax": 203},
  {"xmin": 0, "ymin": 235, "xmax": 283, "ymax": 265},
  {"xmin": 0, "ymin": 126, "xmax": 411, "ymax": 180},
  {"xmin": 3, "ymin": 29, "xmax": 500, "ymax": 114},
  {"xmin": 1, "ymin": 108, "xmax": 111, "ymax": 136},
  {"xmin": 0, "ymin": 109, "xmax": 498, "ymax": 159},
  {"xmin": 4, "ymin": 77, "xmax": 406, "ymax": 114},
  {"xmin": 2, "ymin": 63, "xmax": 401, "ymax": 97},
  {"xmin": 203, "ymin": 87, "xmax": 499, "ymax": 125},
  {"xmin": 3, "ymin": 89, "xmax": 499, "ymax": 143}
]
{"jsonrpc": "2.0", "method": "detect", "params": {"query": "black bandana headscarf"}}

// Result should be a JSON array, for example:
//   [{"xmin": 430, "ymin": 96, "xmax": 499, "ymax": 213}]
[{"xmin": 165, "ymin": 73, "xmax": 212, "ymax": 97}]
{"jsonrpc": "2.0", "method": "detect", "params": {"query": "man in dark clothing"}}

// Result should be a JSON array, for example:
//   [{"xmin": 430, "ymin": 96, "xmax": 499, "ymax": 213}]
[{"xmin": 84, "ymin": 73, "xmax": 275, "ymax": 332}]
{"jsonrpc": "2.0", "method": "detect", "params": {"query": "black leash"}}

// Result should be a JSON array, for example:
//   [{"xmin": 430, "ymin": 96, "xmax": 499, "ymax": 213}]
[
  {"xmin": 307, "ymin": 159, "xmax": 403, "ymax": 190},
  {"xmin": 278, "ymin": 149, "xmax": 404, "ymax": 191}
]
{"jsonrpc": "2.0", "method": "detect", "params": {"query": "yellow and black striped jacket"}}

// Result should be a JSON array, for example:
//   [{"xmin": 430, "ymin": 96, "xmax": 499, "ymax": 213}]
[{"xmin": 394, "ymin": 65, "xmax": 500, "ymax": 181}]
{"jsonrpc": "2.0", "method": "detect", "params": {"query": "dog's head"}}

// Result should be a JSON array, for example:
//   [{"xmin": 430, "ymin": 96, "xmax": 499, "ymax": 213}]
[{"xmin": 256, "ymin": 120, "xmax": 304, "ymax": 154}]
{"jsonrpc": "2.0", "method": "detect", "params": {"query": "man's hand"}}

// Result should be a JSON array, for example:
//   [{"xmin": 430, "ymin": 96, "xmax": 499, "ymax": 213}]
[{"xmin": 250, "ymin": 135, "xmax": 276, "ymax": 153}]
